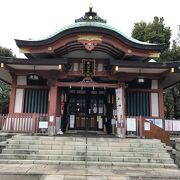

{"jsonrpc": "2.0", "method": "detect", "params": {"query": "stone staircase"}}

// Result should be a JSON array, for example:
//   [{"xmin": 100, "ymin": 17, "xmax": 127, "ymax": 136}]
[{"xmin": 0, "ymin": 135, "xmax": 177, "ymax": 168}]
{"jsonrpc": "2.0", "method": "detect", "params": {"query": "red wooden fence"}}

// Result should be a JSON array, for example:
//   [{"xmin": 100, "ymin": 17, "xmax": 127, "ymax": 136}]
[
  {"xmin": 0, "ymin": 113, "xmax": 48, "ymax": 134},
  {"xmin": 0, "ymin": 114, "xmax": 171, "ymax": 145},
  {"xmin": 125, "ymin": 116, "xmax": 170, "ymax": 145},
  {"xmin": 140, "ymin": 117, "xmax": 170, "ymax": 145}
]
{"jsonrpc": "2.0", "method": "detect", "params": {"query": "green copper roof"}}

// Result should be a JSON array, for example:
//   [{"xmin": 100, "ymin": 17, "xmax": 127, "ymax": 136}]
[
  {"xmin": 36, "ymin": 21, "xmax": 159, "ymax": 46},
  {"xmin": 15, "ymin": 7, "xmax": 166, "ymax": 52}
]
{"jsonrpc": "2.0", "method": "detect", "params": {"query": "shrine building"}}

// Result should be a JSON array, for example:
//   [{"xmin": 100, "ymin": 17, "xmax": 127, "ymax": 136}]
[{"xmin": 0, "ymin": 6, "xmax": 180, "ymax": 135}]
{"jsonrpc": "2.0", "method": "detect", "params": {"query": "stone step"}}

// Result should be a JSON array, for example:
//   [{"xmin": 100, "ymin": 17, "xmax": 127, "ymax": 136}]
[
  {"xmin": 2, "ymin": 149, "xmax": 170, "ymax": 158},
  {"xmin": 87, "ymin": 161, "xmax": 178, "ymax": 169},
  {"xmin": 86, "ymin": 146, "xmax": 165, "ymax": 151},
  {"xmin": 1, "ymin": 136, "xmax": 176, "ymax": 169},
  {"xmin": 12, "ymin": 135, "xmax": 161, "ymax": 143},
  {"xmin": 0, "ymin": 154, "xmax": 174, "ymax": 164},
  {"xmin": 5, "ymin": 144, "xmax": 166, "ymax": 152},
  {"xmin": 0, "ymin": 159, "xmax": 177, "ymax": 169},
  {"xmin": 7, "ymin": 139, "xmax": 164, "ymax": 148},
  {"xmin": 12, "ymin": 136, "xmax": 86, "ymax": 142}
]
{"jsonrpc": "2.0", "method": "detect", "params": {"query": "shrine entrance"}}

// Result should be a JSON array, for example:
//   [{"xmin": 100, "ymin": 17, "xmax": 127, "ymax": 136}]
[{"xmin": 64, "ymin": 88, "xmax": 114, "ymax": 132}]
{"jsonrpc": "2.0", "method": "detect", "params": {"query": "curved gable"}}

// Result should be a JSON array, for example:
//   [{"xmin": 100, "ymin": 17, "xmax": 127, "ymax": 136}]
[{"xmin": 15, "ymin": 9, "xmax": 166, "ymax": 60}]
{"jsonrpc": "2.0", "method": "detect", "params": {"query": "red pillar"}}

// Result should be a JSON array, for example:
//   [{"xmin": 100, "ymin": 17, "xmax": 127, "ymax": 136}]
[
  {"xmin": 9, "ymin": 75, "xmax": 17, "ymax": 114},
  {"xmin": 159, "ymin": 80, "xmax": 164, "ymax": 119},
  {"xmin": 48, "ymin": 84, "xmax": 58, "ymax": 126}
]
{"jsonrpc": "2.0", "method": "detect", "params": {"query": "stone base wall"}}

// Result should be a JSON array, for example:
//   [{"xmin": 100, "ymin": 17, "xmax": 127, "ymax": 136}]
[{"xmin": 175, "ymin": 138, "xmax": 180, "ymax": 166}]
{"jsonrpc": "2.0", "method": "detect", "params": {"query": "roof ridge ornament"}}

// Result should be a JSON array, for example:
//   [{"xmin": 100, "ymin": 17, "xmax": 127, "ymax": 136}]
[
  {"xmin": 75, "ymin": 4, "xmax": 107, "ymax": 23},
  {"xmin": 89, "ymin": 2, "xmax": 93, "ymax": 12}
]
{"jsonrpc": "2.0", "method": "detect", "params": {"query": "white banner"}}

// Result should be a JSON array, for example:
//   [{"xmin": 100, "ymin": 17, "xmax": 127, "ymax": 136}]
[
  {"xmin": 127, "ymin": 118, "xmax": 136, "ymax": 131},
  {"xmin": 115, "ymin": 88, "xmax": 123, "ymax": 122},
  {"xmin": 165, "ymin": 120, "xmax": 173, "ymax": 131}
]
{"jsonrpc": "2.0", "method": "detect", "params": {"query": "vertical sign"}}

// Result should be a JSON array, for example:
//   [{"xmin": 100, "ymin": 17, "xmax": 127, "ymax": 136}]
[
  {"xmin": 82, "ymin": 59, "xmax": 95, "ymax": 76},
  {"xmin": 127, "ymin": 118, "xmax": 136, "ymax": 131},
  {"xmin": 115, "ymin": 88, "xmax": 123, "ymax": 123}
]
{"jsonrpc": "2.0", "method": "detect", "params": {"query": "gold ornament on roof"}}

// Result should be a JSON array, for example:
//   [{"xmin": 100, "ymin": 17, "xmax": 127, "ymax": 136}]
[
  {"xmin": 89, "ymin": 16, "xmax": 93, "ymax": 20},
  {"xmin": 89, "ymin": 2, "xmax": 93, "ymax": 12}
]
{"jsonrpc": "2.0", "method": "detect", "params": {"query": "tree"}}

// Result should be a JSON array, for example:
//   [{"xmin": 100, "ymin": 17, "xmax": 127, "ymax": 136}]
[
  {"xmin": 0, "ymin": 81, "xmax": 10, "ymax": 114},
  {"xmin": 131, "ymin": 17, "xmax": 180, "ymax": 119},
  {"xmin": 0, "ymin": 46, "xmax": 15, "ymax": 114},
  {"xmin": 131, "ymin": 21, "xmax": 147, "ymax": 42},
  {"xmin": 162, "ymin": 41, "xmax": 180, "ymax": 118},
  {"xmin": 132, "ymin": 16, "xmax": 171, "ymax": 45},
  {"xmin": 160, "ymin": 40, "xmax": 180, "ymax": 62},
  {"xmin": 0, "ymin": 46, "xmax": 14, "ymax": 57}
]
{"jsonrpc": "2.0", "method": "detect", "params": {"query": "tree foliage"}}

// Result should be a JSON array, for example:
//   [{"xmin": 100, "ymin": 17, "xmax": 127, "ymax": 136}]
[
  {"xmin": 0, "ymin": 46, "xmax": 14, "ymax": 57},
  {"xmin": 0, "ymin": 46, "xmax": 14, "ymax": 114},
  {"xmin": 131, "ymin": 17, "xmax": 180, "ymax": 119},
  {"xmin": 162, "ymin": 41, "xmax": 180, "ymax": 118},
  {"xmin": 132, "ymin": 16, "xmax": 171, "ymax": 45},
  {"xmin": 0, "ymin": 81, "xmax": 10, "ymax": 114},
  {"xmin": 160, "ymin": 40, "xmax": 180, "ymax": 62}
]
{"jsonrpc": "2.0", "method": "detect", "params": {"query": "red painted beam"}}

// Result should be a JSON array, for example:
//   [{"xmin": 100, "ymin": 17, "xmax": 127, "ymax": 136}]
[{"xmin": 57, "ymin": 81, "xmax": 118, "ymax": 89}]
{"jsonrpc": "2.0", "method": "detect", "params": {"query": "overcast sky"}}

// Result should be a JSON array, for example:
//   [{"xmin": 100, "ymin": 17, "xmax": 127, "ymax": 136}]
[{"xmin": 0, "ymin": 0, "xmax": 180, "ymax": 58}]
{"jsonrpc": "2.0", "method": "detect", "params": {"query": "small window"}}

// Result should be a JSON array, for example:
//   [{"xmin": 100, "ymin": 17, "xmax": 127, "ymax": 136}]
[
  {"xmin": 126, "ymin": 79, "xmax": 151, "ymax": 89},
  {"xmin": 73, "ymin": 63, "xmax": 79, "ymax": 71},
  {"xmin": 97, "ymin": 64, "xmax": 103, "ymax": 72},
  {"xmin": 27, "ymin": 75, "xmax": 47, "ymax": 86}
]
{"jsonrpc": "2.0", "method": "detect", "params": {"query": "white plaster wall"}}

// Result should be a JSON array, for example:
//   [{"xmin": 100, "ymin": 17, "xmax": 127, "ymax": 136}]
[
  {"xmin": 17, "ymin": 76, "xmax": 27, "ymax": 85},
  {"xmin": 73, "ymin": 63, "xmax": 79, "ymax": 71},
  {"xmin": 151, "ymin": 92, "xmax": 159, "ymax": 117},
  {"xmin": 97, "ymin": 64, "xmax": 103, "ymax": 72},
  {"xmin": 14, "ymin": 89, "xmax": 24, "ymax": 113},
  {"xmin": 151, "ymin": 80, "xmax": 158, "ymax": 89}
]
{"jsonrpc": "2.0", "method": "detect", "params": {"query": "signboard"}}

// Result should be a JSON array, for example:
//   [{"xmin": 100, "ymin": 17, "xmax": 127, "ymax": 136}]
[
  {"xmin": 173, "ymin": 120, "xmax": 180, "ymax": 131},
  {"xmin": 165, "ymin": 120, "xmax": 173, "ymax": 131},
  {"xmin": 97, "ymin": 116, "xmax": 103, "ymax": 129},
  {"xmin": 82, "ymin": 59, "xmax": 95, "ymax": 76},
  {"xmin": 115, "ymin": 88, "xmax": 123, "ymax": 123},
  {"xmin": 127, "ymin": 118, "xmax": 136, "ymax": 131},
  {"xmin": 155, "ymin": 119, "xmax": 163, "ymax": 128},
  {"xmin": 70, "ymin": 115, "xmax": 75, "ymax": 128},
  {"xmin": 49, "ymin": 116, "xmax": 54, "ymax": 122},
  {"xmin": 113, "ymin": 109, "xmax": 117, "ymax": 116},
  {"xmin": 99, "ymin": 107, "xmax": 103, "ymax": 114},
  {"xmin": 39, "ymin": 121, "xmax": 48, "ymax": 129},
  {"xmin": 146, "ymin": 119, "xmax": 154, "ymax": 124},
  {"xmin": 111, "ymin": 118, "xmax": 116, "ymax": 125},
  {"xmin": 144, "ymin": 122, "xmax": 150, "ymax": 131}
]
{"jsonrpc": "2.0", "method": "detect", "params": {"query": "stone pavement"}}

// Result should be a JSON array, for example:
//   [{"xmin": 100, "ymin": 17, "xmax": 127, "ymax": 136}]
[{"xmin": 0, "ymin": 164, "xmax": 179, "ymax": 179}]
